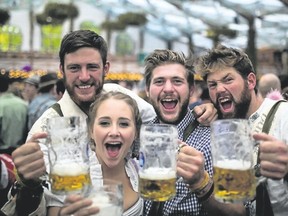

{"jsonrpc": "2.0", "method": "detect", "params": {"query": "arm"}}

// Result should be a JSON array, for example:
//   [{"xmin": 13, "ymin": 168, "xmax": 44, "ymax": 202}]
[
  {"xmin": 177, "ymin": 142, "xmax": 246, "ymax": 216},
  {"xmin": 1, "ymin": 133, "xmax": 48, "ymax": 216}
]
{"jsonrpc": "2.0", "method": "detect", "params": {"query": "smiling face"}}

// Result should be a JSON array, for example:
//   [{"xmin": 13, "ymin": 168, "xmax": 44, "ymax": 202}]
[
  {"xmin": 60, "ymin": 47, "xmax": 109, "ymax": 111},
  {"xmin": 146, "ymin": 63, "xmax": 193, "ymax": 124},
  {"xmin": 207, "ymin": 67, "xmax": 254, "ymax": 119},
  {"xmin": 91, "ymin": 98, "xmax": 136, "ymax": 169}
]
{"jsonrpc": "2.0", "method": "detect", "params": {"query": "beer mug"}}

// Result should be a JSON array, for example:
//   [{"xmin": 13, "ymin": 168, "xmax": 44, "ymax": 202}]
[
  {"xmin": 211, "ymin": 119, "xmax": 256, "ymax": 203},
  {"xmin": 139, "ymin": 124, "xmax": 178, "ymax": 201},
  {"xmin": 46, "ymin": 116, "xmax": 91, "ymax": 195},
  {"xmin": 88, "ymin": 179, "xmax": 123, "ymax": 216}
]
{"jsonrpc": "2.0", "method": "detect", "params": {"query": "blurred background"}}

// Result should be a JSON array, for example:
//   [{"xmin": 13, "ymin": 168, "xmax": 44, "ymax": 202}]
[{"xmin": 0, "ymin": 0, "xmax": 287, "ymax": 91}]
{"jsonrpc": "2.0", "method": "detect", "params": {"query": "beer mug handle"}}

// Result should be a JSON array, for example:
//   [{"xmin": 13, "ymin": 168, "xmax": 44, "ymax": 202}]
[{"xmin": 46, "ymin": 138, "xmax": 57, "ymax": 167}]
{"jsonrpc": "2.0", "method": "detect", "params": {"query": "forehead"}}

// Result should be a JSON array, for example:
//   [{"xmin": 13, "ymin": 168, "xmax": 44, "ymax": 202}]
[
  {"xmin": 207, "ymin": 67, "xmax": 240, "ymax": 81},
  {"xmin": 64, "ymin": 47, "xmax": 102, "ymax": 64},
  {"xmin": 96, "ymin": 98, "xmax": 133, "ymax": 116},
  {"xmin": 152, "ymin": 63, "xmax": 186, "ymax": 78}
]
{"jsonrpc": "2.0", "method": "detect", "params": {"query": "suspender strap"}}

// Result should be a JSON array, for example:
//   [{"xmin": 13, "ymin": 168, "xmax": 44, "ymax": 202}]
[
  {"xmin": 262, "ymin": 100, "xmax": 285, "ymax": 134},
  {"xmin": 51, "ymin": 103, "xmax": 64, "ymax": 117},
  {"xmin": 183, "ymin": 120, "xmax": 199, "ymax": 142}
]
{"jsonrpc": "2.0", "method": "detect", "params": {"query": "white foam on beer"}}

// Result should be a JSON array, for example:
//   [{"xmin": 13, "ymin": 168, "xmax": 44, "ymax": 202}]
[
  {"xmin": 214, "ymin": 159, "xmax": 252, "ymax": 170},
  {"xmin": 139, "ymin": 167, "xmax": 176, "ymax": 180},
  {"xmin": 52, "ymin": 162, "xmax": 87, "ymax": 176},
  {"xmin": 90, "ymin": 193, "xmax": 122, "ymax": 216}
]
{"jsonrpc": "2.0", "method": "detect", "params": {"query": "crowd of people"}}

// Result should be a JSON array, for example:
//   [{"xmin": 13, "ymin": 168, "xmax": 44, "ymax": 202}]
[{"xmin": 0, "ymin": 29, "xmax": 287, "ymax": 216}]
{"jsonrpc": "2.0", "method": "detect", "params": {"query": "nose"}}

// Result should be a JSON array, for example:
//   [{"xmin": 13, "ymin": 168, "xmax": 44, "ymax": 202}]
[
  {"xmin": 108, "ymin": 124, "xmax": 120, "ymax": 137},
  {"xmin": 163, "ymin": 80, "xmax": 174, "ymax": 93},
  {"xmin": 215, "ymin": 82, "xmax": 226, "ymax": 93},
  {"xmin": 79, "ymin": 68, "xmax": 90, "ymax": 82}
]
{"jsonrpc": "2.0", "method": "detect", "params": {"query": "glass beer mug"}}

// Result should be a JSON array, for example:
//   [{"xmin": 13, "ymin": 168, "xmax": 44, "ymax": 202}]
[
  {"xmin": 211, "ymin": 119, "xmax": 256, "ymax": 203},
  {"xmin": 46, "ymin": 116, "xmax": 91, "ymax": 195},
  {"xmin": 139, "ymin": 124, "xmax": 178, "ymax": 201}
]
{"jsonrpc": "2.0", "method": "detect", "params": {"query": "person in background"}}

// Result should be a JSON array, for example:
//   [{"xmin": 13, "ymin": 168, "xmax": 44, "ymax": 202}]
[
  {"xmin": 194, "ymin": 44, "xmax": 288, "ymax": 216},
  {"xmin": 258, "ymin": 73, "xmax": 281, "ymax": 99},
  {"xmin": 1, "ymin": 30, "xmax": 215, "ymax": 216},
  {"xmin": 143, "ymin": 49, "xmax": 215, "ymax": 216},
  {"xmin": 0, "ymin": 74, "xmax": 28, "ymax": 156},
  {"xmin": 27, "ymin": 73, "xmax": 58, "ymax": 130},
  {"xmin": 22, "ymin": 75, "xmax": 40, "ymax": 103},
  {"xmin": 52, "ymin": 91, "xmax": 143, "ymax": 216},
  {"xmin": 55, "ymin": 78, "xmax": 65, "ymax": 101}
]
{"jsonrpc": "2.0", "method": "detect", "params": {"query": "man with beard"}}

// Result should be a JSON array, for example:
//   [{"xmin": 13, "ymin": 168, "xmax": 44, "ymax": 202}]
[
  {"xmin": 193, "ymin": 44, "xmax": 288, "ymax": 216},
  {"xmin": 1, "ymin": 31, "xmax": 216, "ymax": 216},
  {"xmin": 142, "ymin": 49, "xmax": 216, "ymax": 216}
]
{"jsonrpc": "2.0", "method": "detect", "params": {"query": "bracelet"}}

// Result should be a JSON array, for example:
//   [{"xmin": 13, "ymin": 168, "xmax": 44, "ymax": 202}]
[
  {"xmin": 186, "ymin": 171, "xmax": 210, "ymax": 192},
  {"xmin": 197, "ymin": 183, "xmax": 214, "ymax": 203},
  {"xmin": 14, "ymin": 167, "xmax": 42, "ymax": 189},
  {"xmin": 195, "ymin": 177, "xmax": 213, "ymax": 197}
]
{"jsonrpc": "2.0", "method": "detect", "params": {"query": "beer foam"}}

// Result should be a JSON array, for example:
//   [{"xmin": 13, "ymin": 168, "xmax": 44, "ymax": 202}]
[
  {"xmin": 214, "ymin": 159, "xmax": 252, "ymax": 170},
  {"xmin": 52, "ymin": 162, "xmax": 88, "ymax": 176},
  {"xmin": 90, "ymin": 193, "xmax": 122, "ymax": 216},
  {"xmin": 139, "ymin": 167, "xmax": 176, "ymax": 180}
]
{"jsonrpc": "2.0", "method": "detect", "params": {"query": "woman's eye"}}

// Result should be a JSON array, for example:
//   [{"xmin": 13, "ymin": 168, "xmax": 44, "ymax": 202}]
[
  {"xmin": 119, "ymin": 122, "xmax": 129, "ymax": 127},
  {"xmin": 99, "ymin": 121, "xmax": 110, "ymax": 126}
]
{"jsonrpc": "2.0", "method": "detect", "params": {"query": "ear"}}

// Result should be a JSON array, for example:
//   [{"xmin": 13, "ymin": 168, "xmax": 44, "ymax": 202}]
[
  {"xmin": 247, "ymin": 72, "xmax": 257, "ymax": 90},
  {"xmin": 59, "ymin": 64, "xmax": 64, "ymax": 77},
  {"xmin": 189, "ymin": 85, "xmax": 194, "ymax": 97},
  {"xmin": 145, "ymin": 86, "xmax": 149, "ymax": 98},
  {"xmin": 104, "ymin": 61, "xmax": 110, "ymax": 76}
]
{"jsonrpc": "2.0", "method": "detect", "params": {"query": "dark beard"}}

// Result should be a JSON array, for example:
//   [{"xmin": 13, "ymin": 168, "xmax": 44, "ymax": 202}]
[
  {"xmin": 152, "ymin": 98, "xmax": 189, "ymax": 125},
  {"xmin": 63, "ymin": 75, "xmax": 104, "ymax": 113},
  {"xmin": 216, "ymin": 83, "xmax": 251, "ymax": 119}
]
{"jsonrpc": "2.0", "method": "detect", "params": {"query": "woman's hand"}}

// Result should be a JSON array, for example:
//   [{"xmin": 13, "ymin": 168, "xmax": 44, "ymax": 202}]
[{"xmin": 57, "ymin": 194, "xmax": 99, "ymax": 216}]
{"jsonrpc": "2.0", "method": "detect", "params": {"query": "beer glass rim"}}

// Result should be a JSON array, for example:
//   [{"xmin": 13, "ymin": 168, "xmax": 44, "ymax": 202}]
[{"xmin": 141, "ymin": 124, "xmax": 177, "ymax": 130}]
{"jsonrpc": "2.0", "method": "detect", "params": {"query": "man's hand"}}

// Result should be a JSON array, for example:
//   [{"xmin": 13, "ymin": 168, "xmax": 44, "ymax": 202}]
[
  {"xmin": 177, "ymin": 141, "xmax": 206, "ymax": 186},
  {"xmin": 193, "ymin": 103, "xmax": 217, "ymax": 126},
  {"xmin": 253, "ymin": 133, "xmax": 288, "ymax": 180},
  {"xmin": 12, "ymin": 132, "xmax": 47, "ymax": 182}
]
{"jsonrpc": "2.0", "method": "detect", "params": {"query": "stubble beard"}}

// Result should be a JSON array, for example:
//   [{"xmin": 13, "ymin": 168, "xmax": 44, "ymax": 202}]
[{"xmin": 151, "ymin": 96, "xmax": 189, "ymax": 125}]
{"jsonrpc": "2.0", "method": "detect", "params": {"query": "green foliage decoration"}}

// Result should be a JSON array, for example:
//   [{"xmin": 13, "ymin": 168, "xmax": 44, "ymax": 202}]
[{"xmin": 0, "ymin": 25, "xmax": 22, "ymax": 51}]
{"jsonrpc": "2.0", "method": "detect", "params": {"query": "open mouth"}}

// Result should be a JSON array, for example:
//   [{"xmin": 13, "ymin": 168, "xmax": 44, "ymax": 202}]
[
  {"xmin": 218, "ymin": 97, "xmax": 233, "ymax": 112},
  {"xmin": 161, "ymin": 98, "xmax": 178, "ymax": 109},
  {"xmin": 105, "ymin": 142, "xmax": 122, "ymax": 158}
]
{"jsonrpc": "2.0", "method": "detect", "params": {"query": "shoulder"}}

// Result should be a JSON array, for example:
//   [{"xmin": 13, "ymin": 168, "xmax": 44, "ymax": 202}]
[{"xmin": 27, "ymin": 107, "xmax": 59, "ymax": 141}]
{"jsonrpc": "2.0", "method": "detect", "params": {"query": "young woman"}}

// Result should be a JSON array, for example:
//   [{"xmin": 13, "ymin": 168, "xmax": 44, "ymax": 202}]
[{"xmin": 54, "ymin": 91, "xmax": 143, "ymax": 216}]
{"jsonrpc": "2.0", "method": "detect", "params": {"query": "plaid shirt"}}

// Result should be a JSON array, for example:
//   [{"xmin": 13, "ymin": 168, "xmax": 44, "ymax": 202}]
[{"xmin": 144, "ymin": 109, "xmax": 212, "ymax": 216}]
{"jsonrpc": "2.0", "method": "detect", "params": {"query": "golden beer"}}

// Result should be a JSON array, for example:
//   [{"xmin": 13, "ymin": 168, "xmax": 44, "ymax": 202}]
[
  {"xmin": 213, "ymin": 162, "xmax": 256, "ymax": 203},
  {"xmin": 50, "ymin": 163, "xmax": 91, "ymax": 195},
  {"xmin": 139, "ymin": 170, "xmax": 176, "ymax": 201}
]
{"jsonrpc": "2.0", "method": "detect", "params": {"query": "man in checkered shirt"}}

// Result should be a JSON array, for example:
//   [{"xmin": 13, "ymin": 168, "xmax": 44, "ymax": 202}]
[{"xmin": 143, "ymin": 49, "xmax": 215, "ymax": 216}]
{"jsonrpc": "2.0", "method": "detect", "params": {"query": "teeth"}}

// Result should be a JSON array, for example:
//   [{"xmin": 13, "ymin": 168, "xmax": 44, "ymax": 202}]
[
  {"xmin": 79, "ymin": 85, "xmax": 91, "ymax": 89},
  {"xmin": 107, "ymin": 142, "xmax": 121, "ymax": 145},
  {"xmin": 219, "ymin": 98, "xmax": 229, "ymax": 103},
  {"xmin": 162, "ymin": 99, "xmax": 175, "ymax": 102}
]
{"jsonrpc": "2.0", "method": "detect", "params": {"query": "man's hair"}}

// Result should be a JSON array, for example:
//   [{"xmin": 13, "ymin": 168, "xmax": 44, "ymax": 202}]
[
  {"xmin": 195, "ymin": 44, "xmax": 255, "ymax": 81},
  {"xmin": 59, "ymin": 30, "xmax": 108, "ymax": 68},
  {"xmin": 143, "ymin": 49, "xmax": 195, "ymax": 88}
]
